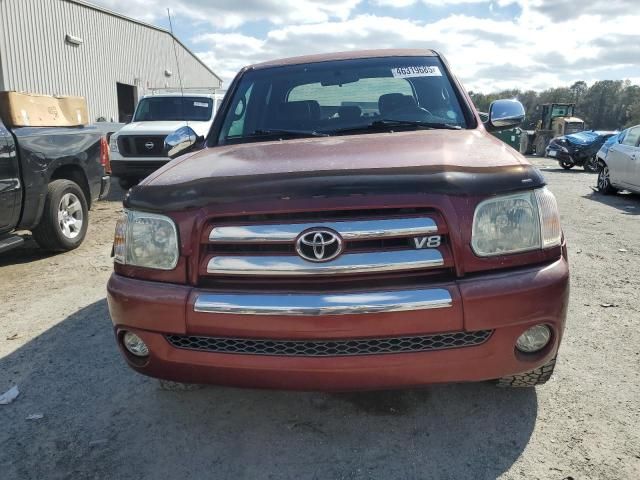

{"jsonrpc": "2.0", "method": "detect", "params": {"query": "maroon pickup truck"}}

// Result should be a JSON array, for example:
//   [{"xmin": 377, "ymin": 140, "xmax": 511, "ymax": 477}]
[{"xmin": 107, "ymin": 50, "xmax": 569, "ymax": 391}]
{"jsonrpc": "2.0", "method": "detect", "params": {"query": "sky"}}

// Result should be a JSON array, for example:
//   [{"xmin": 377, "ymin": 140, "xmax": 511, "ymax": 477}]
[{"xmin": 91, "ymin": 0, "xmax": 640, "ymax": 93}]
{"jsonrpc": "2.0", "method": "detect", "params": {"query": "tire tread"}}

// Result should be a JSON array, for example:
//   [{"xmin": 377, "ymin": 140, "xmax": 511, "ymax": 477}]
[
  {"xmin": 496, "ymin": 356, "xmax": 557, "ymax": 388},
  {"xmin": 32, "ymin": 179, "xmax": 88, "ymax": 252}
]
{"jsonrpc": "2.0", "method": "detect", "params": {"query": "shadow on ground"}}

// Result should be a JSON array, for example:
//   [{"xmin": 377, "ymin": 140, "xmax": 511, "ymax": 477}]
[
  {"xmin": 0, "ymin": 182, "xmax": 125, "ymax": 267},
  {"xmin": 583, "ymin": 189, "xmax": 640, "ymax": 215},
  {"xmin": 0, "ymin": 235, "xmax": 56, "ymax": 267},
  {"xmin": 0, "ymin": 300, "xmax": 537, "ymax": 479},
  {"xmin": 537, "ymin": 164, "xmax": 595, "ymax": 175}
]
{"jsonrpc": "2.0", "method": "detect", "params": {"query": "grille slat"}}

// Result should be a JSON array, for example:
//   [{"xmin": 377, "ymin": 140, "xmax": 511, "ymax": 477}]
[
  {"xmin": 118, "ymin": 135, "xmax": 167, "ymax": 157},
  {"xmin": 166, "ymin": 331, "xmax": 492, "ymax": 356},
  {"xmin": 200, "ymin": 209, "xmax": 453, "ymax": 285}
]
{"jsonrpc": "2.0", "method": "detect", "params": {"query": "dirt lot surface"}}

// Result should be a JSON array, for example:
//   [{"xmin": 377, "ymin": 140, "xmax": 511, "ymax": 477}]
[{"xmin": 1, "ymin": 157, "xmax": 639, "ymax": 479}]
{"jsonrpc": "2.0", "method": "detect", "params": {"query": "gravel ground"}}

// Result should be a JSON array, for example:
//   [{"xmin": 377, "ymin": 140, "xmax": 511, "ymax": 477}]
[{"xmin": 1, "ymin": 157, "xmax": 639, "ymax": 480}]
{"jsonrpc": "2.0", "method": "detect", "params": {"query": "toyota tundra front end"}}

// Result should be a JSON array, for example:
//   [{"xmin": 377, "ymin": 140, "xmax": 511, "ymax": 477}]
[{"xmin": 107, "ymin": 50, "xmax": 569, "ymax": 391}]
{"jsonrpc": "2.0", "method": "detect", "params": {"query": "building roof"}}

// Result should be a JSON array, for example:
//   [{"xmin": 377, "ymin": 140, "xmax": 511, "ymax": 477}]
[
  {"xmin": 65, "ymin": 0, "xmax": 222, "ymax": 84},
  {"xmin": 249, "ymin": 49, "xmax": 438, "ymax": 70}
]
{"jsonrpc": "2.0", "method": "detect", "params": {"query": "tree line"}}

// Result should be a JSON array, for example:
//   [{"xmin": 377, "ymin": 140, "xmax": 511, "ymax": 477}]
[{"xmin": 469, "ymin": 80, "xmax": 640, "ymax": 131}]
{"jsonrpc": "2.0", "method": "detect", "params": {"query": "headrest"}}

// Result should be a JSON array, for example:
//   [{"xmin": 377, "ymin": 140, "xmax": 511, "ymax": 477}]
[
  {"xmin": 277, "ymin": 101, "xmax": 321, "ymax": 122},
  {"xmin": 338, "ymin": 105, "xmax": 362, "ymax": 121},
  {"xmin": 378, "ymin": 93, "xmax": 417, "ymax": 116}
]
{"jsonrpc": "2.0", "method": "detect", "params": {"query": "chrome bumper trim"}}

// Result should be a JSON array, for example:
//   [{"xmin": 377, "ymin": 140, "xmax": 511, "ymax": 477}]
[
  {"xmin": 207, "ymin": 249, "xmax": 444, "ymax": 276},
  {"xmin": 209, "ymin": 217, "xmax": 437, "ymax": 242},
  {"xmin": 193, "ymin": 288, "xmax": 452, "ymax": 315}
]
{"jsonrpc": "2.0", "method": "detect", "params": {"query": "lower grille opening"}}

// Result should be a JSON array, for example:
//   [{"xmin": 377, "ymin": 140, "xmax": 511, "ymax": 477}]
[{"xmin": 165, "ymin": 330, "xmax": 492, "ymax": 357}]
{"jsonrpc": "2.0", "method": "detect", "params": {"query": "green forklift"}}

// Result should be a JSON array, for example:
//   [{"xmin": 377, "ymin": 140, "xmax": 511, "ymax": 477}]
[{"xmin": 520, "ymin": 103, "xmax": 585, "ymax": 155}]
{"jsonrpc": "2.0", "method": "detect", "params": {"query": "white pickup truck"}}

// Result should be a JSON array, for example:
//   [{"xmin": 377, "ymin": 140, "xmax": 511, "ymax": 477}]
[{"xmin": 109, "ymin": 90, "xmax": 224, "ymax": 189}]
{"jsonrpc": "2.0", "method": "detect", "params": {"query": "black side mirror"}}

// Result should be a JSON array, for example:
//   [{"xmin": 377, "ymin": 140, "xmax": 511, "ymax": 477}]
[
  {"xmin": 164, "ymin": 126, "xmax": 204, "ymax": 159},
  {"xmin": 485, "ymin": 99, "xmax": 525, "ymax": 132}
]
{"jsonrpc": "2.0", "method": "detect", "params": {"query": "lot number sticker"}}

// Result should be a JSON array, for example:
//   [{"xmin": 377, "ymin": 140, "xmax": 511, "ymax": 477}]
[
  {"xmin": 193, "ymin": 101, "xmax": 209, "ymax": 108},
  {"xmin": 392, "ymin": 66, "xmax": 442, "ymax": 78}
]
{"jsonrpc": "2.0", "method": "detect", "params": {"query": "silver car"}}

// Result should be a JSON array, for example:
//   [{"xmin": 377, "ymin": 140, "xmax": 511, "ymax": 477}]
[{"xmin": 597, "ymin": 125, "xmax": 640, "ymax": 194}]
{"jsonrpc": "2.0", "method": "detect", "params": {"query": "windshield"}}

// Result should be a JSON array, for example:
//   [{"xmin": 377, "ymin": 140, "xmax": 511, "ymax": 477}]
[
  {"xmin": 133, "ymin": 96, "xmax": 213, "ymax": 122},
  {"xmin": 217, "ymin": 56, "xmax": 468, "ymax": 144},
  {"xmin": 552, "ymin": 104, "xmax": 574, "ymax": 117}
]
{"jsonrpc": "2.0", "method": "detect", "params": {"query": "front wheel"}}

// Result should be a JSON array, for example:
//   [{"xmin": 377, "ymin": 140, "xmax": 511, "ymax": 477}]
[
  {"xmin": 584, "ymin": 156, "xmax": 599, "ymax": 172},
  {"xmin": 496, "ymin": 357, "xmax": 556, "ymax": 387},
  {"xmin": 535, "ymin": 136, "xmax": 547, "ymax": 156},
  {"xmin": 597, "ymin": 162, "xmax": 617, "ymax": 194},
  {"xmin": 560, "ymin": 160, "xmax": 574, "ymax": 170},
  {"xmin": 32, "ymin": 180, "xmax": 88, "ymax": 252}
]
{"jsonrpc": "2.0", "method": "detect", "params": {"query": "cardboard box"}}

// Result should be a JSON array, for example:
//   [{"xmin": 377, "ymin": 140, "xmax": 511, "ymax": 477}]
[{"xmin": 0, "ymin": 91, "xmax": 89, "ymax": 127}]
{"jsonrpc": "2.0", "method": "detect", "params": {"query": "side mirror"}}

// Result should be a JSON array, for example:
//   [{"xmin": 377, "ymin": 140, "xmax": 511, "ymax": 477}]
[
  {"xmin": 164, "ymin": 126, "xmax": 203, "ymax": 159},
  {"xmin": 485, "ymin": 99, "xmax": 525, "ymax": 132}
]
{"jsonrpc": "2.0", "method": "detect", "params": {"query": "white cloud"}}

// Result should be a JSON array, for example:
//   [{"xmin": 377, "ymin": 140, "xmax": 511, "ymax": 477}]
[
  {"xmin": 92, "ymin": 0, "xmax": 640, "ymax": 92},
  {"xmin": 91, "ymin": 0, "xmax": 362, "ymax": 28},
  {"xmin": 373, "ymin": 0, "xmax": 517, "ymax": 6}
]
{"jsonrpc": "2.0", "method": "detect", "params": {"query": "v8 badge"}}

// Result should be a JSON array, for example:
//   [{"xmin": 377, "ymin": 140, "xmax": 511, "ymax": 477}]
[{"xmin": 412, "ymin": 236, "xmax": 441, "ymax": 249}]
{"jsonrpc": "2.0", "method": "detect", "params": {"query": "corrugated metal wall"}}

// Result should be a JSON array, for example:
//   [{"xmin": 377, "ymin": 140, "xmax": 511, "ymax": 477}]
[{"xmin": 0, "ymin": 0, "xmax": 222, "ymax": 121}]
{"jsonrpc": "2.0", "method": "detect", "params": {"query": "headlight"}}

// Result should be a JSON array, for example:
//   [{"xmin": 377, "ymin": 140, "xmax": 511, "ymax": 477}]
[
  {"xmin": 471, "ymin": 187, "xmax": 561, "ymax": 256},
  {"xmin": 113, "ymin": 210, "xmax": 179, "ymax": 269},
  {"xmin": 109, "ymin": 135, "xmax": 119, "ymax": 153}
]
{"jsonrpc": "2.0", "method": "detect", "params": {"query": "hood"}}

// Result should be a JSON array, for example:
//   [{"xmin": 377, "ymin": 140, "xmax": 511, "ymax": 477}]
[
  {"xmin": 125, "ymin": 129, "xmax": 545, "ymax": 212},
  {"xmin": 116, "ymin": 120, "xmax": 211, "ymax": 137}
]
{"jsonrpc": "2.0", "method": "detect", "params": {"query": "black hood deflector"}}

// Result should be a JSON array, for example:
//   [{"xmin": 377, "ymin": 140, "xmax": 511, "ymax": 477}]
[{"xmin": 124, "ymin": 164, "xmax": 546, "ymax": 213}]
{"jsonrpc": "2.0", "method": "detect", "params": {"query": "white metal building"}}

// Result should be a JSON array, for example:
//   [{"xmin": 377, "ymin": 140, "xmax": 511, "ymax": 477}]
[{"xmin": 0, "ymin": 0, "xmax": 222, "ymax": 122}]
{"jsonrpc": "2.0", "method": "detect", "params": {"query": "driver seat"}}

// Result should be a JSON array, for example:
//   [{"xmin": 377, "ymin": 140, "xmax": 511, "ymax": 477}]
[{"xmin": 378, "ymin": 93, "xmax": 418, "ymax": 117}]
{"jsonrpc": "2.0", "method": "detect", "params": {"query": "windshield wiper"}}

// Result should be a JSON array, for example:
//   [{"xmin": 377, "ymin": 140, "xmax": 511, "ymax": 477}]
[
  {"xmin": 249, "ymin": 129, "xmax": 329, "ymax": 138},
  {"xmin": 330, "ymin": 119, "xmax": 462, "ymax": 135}
]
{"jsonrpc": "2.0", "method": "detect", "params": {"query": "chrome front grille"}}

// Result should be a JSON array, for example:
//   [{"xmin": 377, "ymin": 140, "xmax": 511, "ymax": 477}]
[
  {"xmin": 166, "ymin": 330, "xmax": 492, "ymax": 356},
  {"xmin": 207, "ymin": 249, "xmax": 443, "ymax": 276},
  {"xmin": 117, "ymin": 135, "xmax": 167, "ymax": 157},
  {"xmin": 209, "ymin": 217, "xmax": 438, "ymax": 242},
  {"xmin": 201, "ymin": 210, "xmax": 451, "ymax": 279}
]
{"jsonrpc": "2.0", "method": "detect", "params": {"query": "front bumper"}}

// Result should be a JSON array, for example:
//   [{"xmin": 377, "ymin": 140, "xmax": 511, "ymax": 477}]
[
  {"xmin": 107, "ymin": 256, "xmax": 569, "ymax": 391},
  {"xmin": 546, "ymin": 147, "xmax": 572, "ymax": 162}
]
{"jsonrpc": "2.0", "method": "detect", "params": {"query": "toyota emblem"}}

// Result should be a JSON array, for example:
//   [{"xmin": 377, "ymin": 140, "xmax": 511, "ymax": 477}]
[
  {"xmin": 144, "ymin": 141, "xmax": 154, "ymax": 150},
  {"xmin": 296, "ymin": 228, "xmax": 344, "ymax": 262}
]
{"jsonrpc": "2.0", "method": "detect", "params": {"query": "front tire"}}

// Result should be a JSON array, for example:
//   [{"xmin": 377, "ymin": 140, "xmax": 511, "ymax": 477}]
[
  {"xmin": 560, "ymin": 160, "xmax": 574, "ymax": 170},
  {"xmin": 597, "ymin": 162, "xmax": 617, "ymax": 194},
  {"xmin": 535, "ymin": 136, "xmax": 548, "ymax": 156},
  {"xmin": 496, "ymin": 357, "xmax": 556, "ymax": 387},
  {"xmin": 32, "ymin": 180, "xmax": 88, "ymax": 252},
  {"xmin": 584, "ymin": 156, "xmax": 599, "ymax": 172}
]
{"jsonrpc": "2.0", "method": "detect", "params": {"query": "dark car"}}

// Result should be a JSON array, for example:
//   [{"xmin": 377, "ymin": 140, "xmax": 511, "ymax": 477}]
[
  {"xmin": 107, "ymin": 49, "xmax": 569, "ymax": 391},
  {"xmin": 0, "ymin": 119, "xmax": 111, "ymax": 253},
  {"xmin": 546, "ymin": 130, "xmax": 617, "ymax": 172}
]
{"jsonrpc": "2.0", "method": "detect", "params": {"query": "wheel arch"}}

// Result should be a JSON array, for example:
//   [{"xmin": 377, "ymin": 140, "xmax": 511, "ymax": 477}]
[{"xmin": 50, "ymin": 164, "xmax": 91, "ymax": 208}]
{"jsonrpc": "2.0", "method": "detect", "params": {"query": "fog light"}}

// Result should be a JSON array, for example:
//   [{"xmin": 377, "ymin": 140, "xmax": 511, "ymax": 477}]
[
  {"xmin": 516, "ymin": 325, "xmax": 551, "ymax": 353},
  {"xmin": 122, "ymin": 331, "xmax": 149, "ymax": 357}
]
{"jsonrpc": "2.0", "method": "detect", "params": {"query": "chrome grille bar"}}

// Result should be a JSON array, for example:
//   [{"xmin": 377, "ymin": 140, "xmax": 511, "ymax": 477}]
[
  {"xmin": 194, "ymin": 288, "xmax": 452, "ymax": 315},
  {"xmin": 207, "ymin": 249, "xmax": 444, "ymax": 276},
  {"xmin": 209, "ymin": 217, "xmax": 438, "ymax": 242}
]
